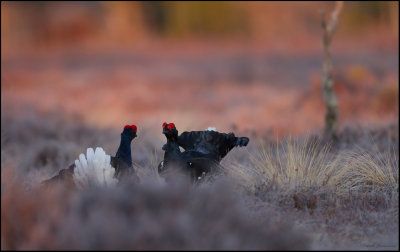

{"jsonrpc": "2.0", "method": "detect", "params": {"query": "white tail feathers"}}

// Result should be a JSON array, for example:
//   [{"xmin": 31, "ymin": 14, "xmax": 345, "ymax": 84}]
[
  {"xmin": 205, "ymin": 127, "xmax": 216, "ymax": 131},
  {"xmin": 73, "ymin": 147, "xmax": 118, "ymax": 189}
]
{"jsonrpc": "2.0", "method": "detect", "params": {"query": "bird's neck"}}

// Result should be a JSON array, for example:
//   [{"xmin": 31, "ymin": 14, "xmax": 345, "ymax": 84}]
[
  {"xmin": 115, "ymin": 134, "xmax": 132, "ymax": 166},
  {"xmin": 167, "ymin": 133, "xmax": 178, "ymax": 143},
  {"xmin": 164, "ymin": 135, "xmax": 181, "ymax": 159}
]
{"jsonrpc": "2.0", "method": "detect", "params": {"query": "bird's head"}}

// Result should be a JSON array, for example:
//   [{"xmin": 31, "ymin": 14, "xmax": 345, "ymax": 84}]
[
  {"xmin": 162, "ymin": 122, "xmax": 178, "ymax": 139},
  {"xmin": 122, "ymin": 124, "xmax": 137, "ymax": 140}
]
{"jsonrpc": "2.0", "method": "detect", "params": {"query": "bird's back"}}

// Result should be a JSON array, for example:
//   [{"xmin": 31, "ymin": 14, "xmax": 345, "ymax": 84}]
[
  {"xmin": 178, "ymin": 130, "xmax": 244, "ymax": 161},
  {"xmin": 41, "ymin": 163, "xmax": 76, "ymax": 189}
]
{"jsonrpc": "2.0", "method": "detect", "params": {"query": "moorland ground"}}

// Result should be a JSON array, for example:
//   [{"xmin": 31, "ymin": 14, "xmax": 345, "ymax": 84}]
[{"xmin": 1, "ymin": 111, "xmax": 398, "ymax": 250}]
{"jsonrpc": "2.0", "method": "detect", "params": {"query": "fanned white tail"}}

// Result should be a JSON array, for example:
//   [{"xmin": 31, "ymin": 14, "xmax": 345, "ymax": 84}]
[
  {"xmin": 205, "ymin": 127, "xmax": 216, "ymax": 131},
  {"xmin": 73, "ymin": 147, "xmax": 118, "ymax": 189}
]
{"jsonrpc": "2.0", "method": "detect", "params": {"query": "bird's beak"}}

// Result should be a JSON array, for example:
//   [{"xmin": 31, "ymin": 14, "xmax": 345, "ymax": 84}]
[{"xmin": 162, "ymin": 129, "xmax": 167, "ymax": 134}]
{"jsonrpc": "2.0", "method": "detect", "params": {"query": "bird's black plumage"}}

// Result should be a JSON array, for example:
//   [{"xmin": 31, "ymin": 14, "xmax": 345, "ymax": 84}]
[
  {"xmin": 41, "ymin": 125, "xmax": 138, "ymax": 189},
  {"xmin": 177, "ymin": 130, "xmax": 249, "ymax": 162},
  {"xmin": 159, "ymin": 123, "xmax": 248, "ymax": 183},
  {"xmin": 159, "ymin": 123, "xmax": 219, "ymax": 183}
]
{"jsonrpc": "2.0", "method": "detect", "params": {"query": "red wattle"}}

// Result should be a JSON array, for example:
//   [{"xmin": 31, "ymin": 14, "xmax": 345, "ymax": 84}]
[
  {"xmin": 167, "ymin": 123, "xmax": 175, "ymax": 130},
  {"xmin": 124, "ymin": 125, "xmax": 137, "ymax": 132}
]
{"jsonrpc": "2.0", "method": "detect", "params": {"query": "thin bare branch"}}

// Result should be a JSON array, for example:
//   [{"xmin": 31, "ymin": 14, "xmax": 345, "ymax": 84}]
[{"xmin": 321, "ymin": 1, "xmax": 344, "ymax": 136}]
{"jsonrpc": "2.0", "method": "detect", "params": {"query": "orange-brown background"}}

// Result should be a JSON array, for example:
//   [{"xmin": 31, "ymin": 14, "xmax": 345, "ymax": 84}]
[{"xmin": 1, "ymin": 1, "xmax": 398, "ymax": 137}]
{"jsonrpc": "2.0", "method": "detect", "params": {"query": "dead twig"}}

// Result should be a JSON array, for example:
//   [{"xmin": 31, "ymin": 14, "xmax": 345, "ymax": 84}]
[{"xmin": 321, "ymin": 1, "xmax": 343, "ymax": 137}]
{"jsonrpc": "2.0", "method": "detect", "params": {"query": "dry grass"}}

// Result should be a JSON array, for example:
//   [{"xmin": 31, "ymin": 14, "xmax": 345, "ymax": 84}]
[
  {"xmin": 221, "ymin": 129, "xmax": 399, "ymax": 249},
  {"xmin": 230, "ymin": 135, "xmax": 399, "ymax": 195},
  {"xmin": 336, "ymin": 147, "xmax": 398, "ymax": 193},
  {"xmin": 245, "ymin": 138, "xmax": 339, "ymax": 191}
]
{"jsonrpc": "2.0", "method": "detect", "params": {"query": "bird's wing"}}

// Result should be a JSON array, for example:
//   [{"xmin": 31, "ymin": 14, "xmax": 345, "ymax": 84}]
[
  {"xmin": 41, "ymin": 163, "xmax": 76, "ymax": 189},
  {"xmin": 178, "ymin": 130, "xmax": 249, "ymax": 161},
  {"xmin": 177, "ymin": 131, "xmax": 202, "ymax": 151},
  {"xmin": 111, "ymin": 156, "xmax": 138, "ymax": 183}
]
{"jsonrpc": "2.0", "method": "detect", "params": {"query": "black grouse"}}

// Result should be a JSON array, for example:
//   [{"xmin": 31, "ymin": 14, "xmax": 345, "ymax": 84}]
[
  {"xmin": 158, "ymin": 122, "xmax": 249, "ymax": 182},
  {"xmin": 42, "ymin": 125, "xmax": 138, "ymax": 189},
  {"xmin": 159, "ymin": 122, "xmax": 219, "ymax": 183}
]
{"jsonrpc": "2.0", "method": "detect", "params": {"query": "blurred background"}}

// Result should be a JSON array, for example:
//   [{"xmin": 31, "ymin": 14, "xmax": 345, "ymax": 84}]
[{"xmin": 1, "ymin": 1, "xmax": 398, "ymax": 137}]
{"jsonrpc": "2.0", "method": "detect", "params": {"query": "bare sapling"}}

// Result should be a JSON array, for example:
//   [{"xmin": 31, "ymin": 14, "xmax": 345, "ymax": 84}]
[{"xmin": 321, "ymin": 1, "xmax": 343, "ymax": 136}]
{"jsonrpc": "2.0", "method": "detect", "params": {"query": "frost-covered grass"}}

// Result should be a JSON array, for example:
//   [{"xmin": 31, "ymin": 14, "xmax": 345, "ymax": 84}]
[{"xmin": 1, "ymin": 111, "xmax": 398, "ymax": 250}]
